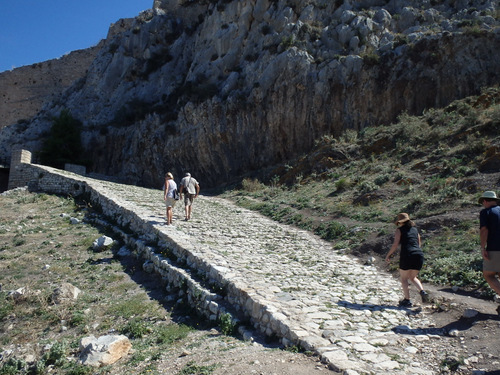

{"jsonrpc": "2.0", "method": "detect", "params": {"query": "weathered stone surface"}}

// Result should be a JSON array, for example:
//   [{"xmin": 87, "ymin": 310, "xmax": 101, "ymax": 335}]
[
  {"xmin": 463, "ymin": 308, "xmax": 479, "ymax": 319},
  {"xmin": 92, "ymin": 235, "xmax": 114, "ymax": 251},
  {"xmin": 79, "ymin": 335, "xmax": 132, "ymax": 367},
  {"xmin": 8, "ymin": 287, "xmax": 27, "ymax": 301},
  {"xmin": 52, "ymin": 283, "xmax": 81, "ymax": 304},
  {"xmin": 0, "ymin": 48, "xmax": 101, "ymax": 131}
]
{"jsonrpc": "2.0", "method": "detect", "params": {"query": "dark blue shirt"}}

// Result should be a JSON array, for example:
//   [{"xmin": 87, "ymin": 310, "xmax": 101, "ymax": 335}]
[{"xmin": 480, "ymin": 205, "xmax": 500, "ymax": 251}]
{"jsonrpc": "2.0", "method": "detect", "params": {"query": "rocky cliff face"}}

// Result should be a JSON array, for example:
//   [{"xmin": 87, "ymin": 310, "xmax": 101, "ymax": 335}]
[
  {"xmin": 0, "ymin": 18, "xmax": 133, "ymax": 140},
  {"xmin": 0, "ymin": 0, "xmax": 499, "ymax": 188}
]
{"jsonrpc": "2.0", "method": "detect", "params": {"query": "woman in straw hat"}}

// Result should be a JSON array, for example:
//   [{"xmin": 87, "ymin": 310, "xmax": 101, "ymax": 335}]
[
  {"xmin": 163, "ymin": 172, "xmax": 177, "ymax": 225},
  {"xmin": 385, "ymin": 213, "xmax": 429, "ymax": 307}
]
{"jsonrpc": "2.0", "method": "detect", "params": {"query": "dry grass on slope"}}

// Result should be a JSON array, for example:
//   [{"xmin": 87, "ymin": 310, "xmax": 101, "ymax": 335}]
[{"xmin": 0, "ymin": 190, "xmax": 321, "ymax": 375}]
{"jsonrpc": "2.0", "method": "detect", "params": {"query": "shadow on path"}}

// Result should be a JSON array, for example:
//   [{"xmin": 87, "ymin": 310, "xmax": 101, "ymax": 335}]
[{"xmin": 338, "ymin": 300, "xmax": 500, "ymax": 337}]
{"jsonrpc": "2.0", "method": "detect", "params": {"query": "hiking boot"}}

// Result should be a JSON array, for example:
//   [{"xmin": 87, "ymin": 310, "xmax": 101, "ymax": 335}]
[
  {"xmin": 420, "ymin": 290, "xmax": 430, "ymax": 303},
  {"xmin": 398, "ymin": 299, "xmax": 412, "ymax": 308}
]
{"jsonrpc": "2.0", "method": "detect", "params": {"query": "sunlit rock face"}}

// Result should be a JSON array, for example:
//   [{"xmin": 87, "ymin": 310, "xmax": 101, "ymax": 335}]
[{"xmin": 1, "ymin": 0, "xmax": 499, "ymax": 188}]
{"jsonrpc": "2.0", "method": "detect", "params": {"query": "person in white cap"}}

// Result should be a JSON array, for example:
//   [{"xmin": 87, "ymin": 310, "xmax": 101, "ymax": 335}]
[
  {"xmin": 478, "ymin": 191, "xmax": 500, "ymax": 311},
  {"xmin": 179, "ymin": 172, "xmax": 200, "ymax": 221}
]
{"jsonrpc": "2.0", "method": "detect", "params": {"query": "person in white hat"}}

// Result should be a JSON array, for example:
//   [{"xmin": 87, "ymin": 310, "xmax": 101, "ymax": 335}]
[
  {"xmin": 479, "ymin": 191, "xmax": 500, "ymax": 310},
  {"xmin": 179, "ymin": 172, "xmax": 200, "ymax": 221}
]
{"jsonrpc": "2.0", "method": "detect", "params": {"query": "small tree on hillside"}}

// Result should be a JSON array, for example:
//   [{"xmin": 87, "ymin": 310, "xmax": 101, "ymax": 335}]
[{"xmin": 39, "ymin": 109, "xmax": 84, "ymax": 169}]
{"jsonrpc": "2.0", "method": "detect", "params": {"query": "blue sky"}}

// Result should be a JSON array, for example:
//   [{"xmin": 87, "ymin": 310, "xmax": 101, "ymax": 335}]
[{"xmin": 0, "ymin": 0, "xmax": 152, "ymax": 73}]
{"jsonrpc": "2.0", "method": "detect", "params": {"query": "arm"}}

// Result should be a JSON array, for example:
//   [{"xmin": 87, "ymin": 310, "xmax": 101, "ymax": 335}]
[
  {"xmin": 195, "ymin": 183, "xmax": 200, "ymax": 197},
  {"xmin": 418, "ymin": 233, "xmax": 422, "ymax": 247},
  {"xmin": 480, "ymin": 226, "xmax": 489, "ymax": 260},
  {"xmin": 179, "ymin": 183, "xmax": 184, "ymax": 196},
  {"xmin": 385, "ymin": 229, "xmax": 401, "ymax": 263}
]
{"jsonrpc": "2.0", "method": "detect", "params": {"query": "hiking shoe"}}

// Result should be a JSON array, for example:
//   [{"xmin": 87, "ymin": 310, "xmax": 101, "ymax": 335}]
[
  {"xmin": 398, "ymin": 299, "xmax": 412, "ymax": 308},
  {"xmin": 420, "ymin": 290, "xmax": 430, "ymax": 303}
]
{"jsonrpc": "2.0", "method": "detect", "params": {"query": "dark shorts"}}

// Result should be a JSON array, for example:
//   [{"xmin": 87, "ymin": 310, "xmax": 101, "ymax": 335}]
[
  {"xmin": 184, "ymin": 194, "xmax": 195, "ymax": 206},
  {"xmin": 400, "ymin": 253, "xmax": 424, "ymax": 271}
]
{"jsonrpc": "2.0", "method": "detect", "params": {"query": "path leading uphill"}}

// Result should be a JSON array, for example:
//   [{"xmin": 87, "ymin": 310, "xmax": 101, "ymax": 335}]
[
  {"xmin": 13, "ymin": 160, "xmax": 494, "ymax": 374},
  {"xmin": 81, "ymin": 179, "xmax": 499, "ymax": 375}
]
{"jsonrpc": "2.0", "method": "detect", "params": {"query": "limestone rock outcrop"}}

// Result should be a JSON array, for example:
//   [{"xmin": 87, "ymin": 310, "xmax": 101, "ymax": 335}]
[
  {"xmin": 0, "ymin": 0, "xmax": 499, "ymax": 188},
  {"xmin": 51, "ymin": 283, "xmax": 82, "ymax": 304},
  {"xmin": 79, "ymin": 335, "xmax": 132, "ymax": 367}
]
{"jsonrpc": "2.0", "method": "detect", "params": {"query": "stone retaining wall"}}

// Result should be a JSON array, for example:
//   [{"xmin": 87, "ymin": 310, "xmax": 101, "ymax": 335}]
[{"xmin": 6, "ymin": 151, "xmax": 258, "ymax": 339}]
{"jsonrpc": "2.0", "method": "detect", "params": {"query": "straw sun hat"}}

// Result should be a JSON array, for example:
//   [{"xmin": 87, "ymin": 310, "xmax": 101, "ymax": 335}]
[{"xmin": 395, "ymin": 213, "xmax": 411, "ymax": 226}]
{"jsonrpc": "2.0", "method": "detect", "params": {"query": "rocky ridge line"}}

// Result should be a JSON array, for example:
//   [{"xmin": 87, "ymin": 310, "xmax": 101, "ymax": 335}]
[{"xmin": 0, "ymin": 0, "xmax": 499, "ymax": 188}]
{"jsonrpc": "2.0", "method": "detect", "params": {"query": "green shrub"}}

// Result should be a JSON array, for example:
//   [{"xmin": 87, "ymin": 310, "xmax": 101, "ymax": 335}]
[
  {"xmin": 39, "ymin": 109, "xmax": 85, "ymax": 169},
  {"xmin": 490, "ymin": 104, "xmax": 500, "ymax": 127},
  {"xmin": 374, "ymin": 174, "xmax": 390, "ymax": 186},
  {"xmin": 280, "ymin": 35, "xmax": 296, "ymax": 49},
  {"xmin": 420, "ymin": 249, "xmax": 484, "ymax": 288},
  {"xmin": 178, "ymin": 361, "xmax": 218, "ymax": 375},
  {"xmin": 241, "ymin": 178, "xmax": 265, "ymax": 192},
  {"xmin": 335, "ymin": 177, "xmax": 350, "ymax": 192},
  {"xmin": 0, "ymin": 358, "xmax": 27, "ymax": 375},
  {"xmin": 66, "ymin": 364, "xmax": 92, "ymax": 375},
  {"xmin": 0, "ymin": 292, "xmax": 14, "ymax": 321},
  {"xmin": 315, "ymin": 221, "xmax": 347, "ymax": 241},
  {"xmin": 41, "ymin": 341, "xmax": 68, "ymax": 368},
  {"xmin": 107, "ymin": 295, "xmax": 149, "ymax": 318},
  {"xmin": 155, "ymin": 324, "xmax": 191, "ymax": 344},
  {"xmin": 70, "ymin": 311, "xmax": 87, "ymax": 327},
  {"xmin": 218, "ymin": 313, "xmax": 237, "ymax": 336},
  {"xmin": 357, "ymin": 181, "xmax": 377, "ymax": 194},
  {"xmin": 121, "ymin": 318, "xmax": 151, "ymax": 339}
]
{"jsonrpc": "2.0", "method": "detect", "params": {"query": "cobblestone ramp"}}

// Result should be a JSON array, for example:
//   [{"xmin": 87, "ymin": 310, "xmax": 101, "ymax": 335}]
[
  {"xmin": 12, "ymin": 161, "xmax": 443, "ymax": 375},
  {"xmin": 85, "ymin": 180, "xmax": 441, "ymax": 375}
]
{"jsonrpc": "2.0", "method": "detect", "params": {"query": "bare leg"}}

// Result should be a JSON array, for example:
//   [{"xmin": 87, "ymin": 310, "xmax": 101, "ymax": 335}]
[
  {"xmin": 399, "ymin": 269, "xmax": 411, "ymax": 299},
  {"xmin": 484, "ymin": 271, "xmax": 500, "ymax": 296},
  {"xmin": 167, "ymin": 207, "xmax": 173, "ymax": 225},
  {"xmin": 407, "ymin": 269, "xmax": 424, "ymax": 292}
]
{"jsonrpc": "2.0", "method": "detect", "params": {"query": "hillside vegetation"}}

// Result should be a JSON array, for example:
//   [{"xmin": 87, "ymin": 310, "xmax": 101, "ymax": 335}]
[{"xmin": 221, "ymin": 86, "xmax": 500, "ymax": 298}]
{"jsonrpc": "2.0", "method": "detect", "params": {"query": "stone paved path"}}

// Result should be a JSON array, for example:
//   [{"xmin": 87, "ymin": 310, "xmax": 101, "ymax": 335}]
[{"xmin": 83, "ymin": 180, "xmax": 446, "ymax": 374}]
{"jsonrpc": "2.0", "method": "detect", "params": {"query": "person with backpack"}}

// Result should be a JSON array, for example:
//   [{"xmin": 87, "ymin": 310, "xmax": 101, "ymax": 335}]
[
  {"xmin": 163, "ymin": 172, "xmax": 177, "ymax": 225},
  {"xmin": 179, "ymin": 172, "xmax": 200, "ymax": 221},
  {"xmin": 385, "ymin": 213, "xmax": 429, "ymax": 307}
]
